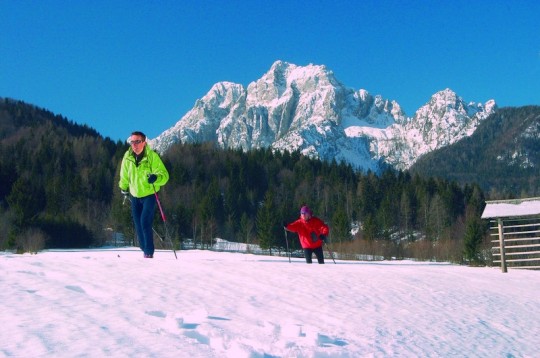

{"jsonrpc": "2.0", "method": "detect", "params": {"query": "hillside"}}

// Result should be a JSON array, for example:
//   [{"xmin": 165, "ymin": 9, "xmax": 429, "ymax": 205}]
[
  {"xmin": 0, "ymin": 98, "xmax": 125, "ymax": 248},
  {"xmin": 410, "ymin": 106, "xmax": 540, "ymax": 198}
]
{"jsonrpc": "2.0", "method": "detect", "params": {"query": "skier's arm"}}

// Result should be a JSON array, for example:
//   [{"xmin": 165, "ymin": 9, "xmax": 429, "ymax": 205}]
[
  {"xmin": 149, "ymin": 151, "xmax": 169, "ymax": 187},
  {"xmin": 321, "ymin": 224, "xmax": 329, "ymax": 236},
  {"xmin": 316, "ymin": 219, "xmax": 329, "ymax": 236},
  {"xmin": 286, "ymin": 220, "xmax": 301, "ymax": 233},
  {"xmin": 118, "ymin": 157, "xmax": 130, "ymax": 192}
]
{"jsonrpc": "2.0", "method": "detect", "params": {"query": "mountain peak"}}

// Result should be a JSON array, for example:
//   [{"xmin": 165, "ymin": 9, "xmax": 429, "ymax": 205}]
[
  {"xmin": 432, "ymin": 87, "xmax": 458, "ymax": 102},
  {"xmin": 150, "ymin": 61, "xmax": 497, "ymax": 172},
  {"xmin": 256, "ymin": 60, "xmax": 338, "ymax": 94}
]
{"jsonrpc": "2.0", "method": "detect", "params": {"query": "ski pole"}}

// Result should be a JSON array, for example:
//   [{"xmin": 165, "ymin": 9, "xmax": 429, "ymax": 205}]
[
  {"xmin": 324, "ymin": 239, "xmax": 336, "ymax": 264},
  {"xmin": 152, "ymin": 227, "xmax": 165, "ymax": 242},
  {"xmin": 152, "ymin": 185, "xmax": 178, "ymax": 259},
  {"xmin": 122, "ymin": 194, "xmax": 138, "ymax": 247},
  {"xmin": 283, "ymin": 228, "xmax": 291, "ymax": 263}
]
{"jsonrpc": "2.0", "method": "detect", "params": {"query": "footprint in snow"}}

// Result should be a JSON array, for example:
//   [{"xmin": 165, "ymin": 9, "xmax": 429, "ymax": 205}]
[
  {"xmin": 65, "ymin": 285, "xmax": 86, "ymax": 293},
  {"xmin": 145, "ymin": 310, "xmax": 167, "ymax": 318},
  {"xmin": 317, "ymin": 334, "xmax": 348, "ymax": 347}
]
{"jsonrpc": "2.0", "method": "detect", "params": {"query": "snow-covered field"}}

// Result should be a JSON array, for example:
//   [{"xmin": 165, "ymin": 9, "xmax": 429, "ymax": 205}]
[{"xmin": 2, "ymin": 247, "xmax": 539, "ymax": 357}]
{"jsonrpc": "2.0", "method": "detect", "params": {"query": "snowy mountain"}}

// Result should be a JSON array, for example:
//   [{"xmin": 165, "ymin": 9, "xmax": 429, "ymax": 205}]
[
  {"xmin": 150, "ymin": 61, "xmax": 497, "ymax": 172},
  {"xmin": 374, "ymin": 88, "xmax": 497, "ymax": 170},
  {"xmin": 410, "ymin": 106, "xmax": 540, "ymax": 195}
]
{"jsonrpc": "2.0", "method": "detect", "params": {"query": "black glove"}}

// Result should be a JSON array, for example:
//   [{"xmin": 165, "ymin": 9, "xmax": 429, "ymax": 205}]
[
  {"xmin": 310, "ymin": 232, "xmax": 318, "ymax": 242},
  {"xmin": 147, "ymin": 174, "xmax": 157, "ymax": 184},
  {"xmin": 283, "ymin": 222, "xmax": 288, "ymax": 230},
  {"xmin": 320, "ymin": 234, "xmax": 327, "ymax": 243}
]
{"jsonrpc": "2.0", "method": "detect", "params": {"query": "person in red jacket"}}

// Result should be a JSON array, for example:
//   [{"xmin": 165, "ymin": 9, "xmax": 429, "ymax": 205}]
[{"xmin": 284, "ymin": 205, "xmax": 330, "ymax": 264}]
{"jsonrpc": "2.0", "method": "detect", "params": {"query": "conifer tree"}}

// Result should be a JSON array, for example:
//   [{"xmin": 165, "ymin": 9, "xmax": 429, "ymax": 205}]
[
  {"xmin": 463, "ymin": 217, "xmax": 485, "ymax": 265},
  {"xmin": 331, "ymin": 207, "xmax": 351, "ymax": 243},
  {"xmin": 256, "ymin": 190, "xmax": 278, "ymax": 253}
]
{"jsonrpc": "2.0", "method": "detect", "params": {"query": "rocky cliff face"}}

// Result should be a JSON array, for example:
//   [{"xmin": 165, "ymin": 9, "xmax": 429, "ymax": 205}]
[
  {"xmin": 374, "ymin": 88, "xmax": 497, "ymax": 169},
  {"xmin": 150, "ymin": 61, "xmax": 496, "ymax": 172}
]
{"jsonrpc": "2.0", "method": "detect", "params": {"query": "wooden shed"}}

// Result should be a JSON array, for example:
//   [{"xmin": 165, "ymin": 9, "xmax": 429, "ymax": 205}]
[{"xmin": 481, "ymin": 197, "xmax": 540, "ymax": 272}]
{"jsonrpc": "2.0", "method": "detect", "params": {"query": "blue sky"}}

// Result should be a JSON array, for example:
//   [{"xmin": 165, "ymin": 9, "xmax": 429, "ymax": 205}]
[{"xmin": 1, "ymin": 0, "xmax": 539, "ymax": 141}]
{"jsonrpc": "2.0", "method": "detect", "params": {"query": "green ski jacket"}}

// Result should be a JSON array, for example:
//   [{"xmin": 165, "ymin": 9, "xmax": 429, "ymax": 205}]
[{"xmin": 119, "ymin": 146, "xmax": 169, "ymax": 198}]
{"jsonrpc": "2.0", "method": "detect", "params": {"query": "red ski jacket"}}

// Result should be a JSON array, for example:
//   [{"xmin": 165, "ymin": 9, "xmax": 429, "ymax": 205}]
[{"xmin": 286, "ymin": 216, "xmax": 329, "ymax": 249}]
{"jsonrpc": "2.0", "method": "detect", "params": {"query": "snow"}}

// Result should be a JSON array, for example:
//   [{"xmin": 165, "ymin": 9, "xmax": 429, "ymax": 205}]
[
  {"xmin": 2, "ymin": 248, "xmax": 539, "ymax": 357},
  {"xmin": 481, "ymin": 198, "xmax": 540, "ymax": 218},
  {"xmin": 342, "ymin": 123, "xmax": 388, "ymax": 139}
]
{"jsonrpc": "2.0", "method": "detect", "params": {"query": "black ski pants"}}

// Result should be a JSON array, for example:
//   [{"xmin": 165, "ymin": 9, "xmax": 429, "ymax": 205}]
[{"xmin": 304, "ymin": 246, "xmax": 324, "ymax": 264}]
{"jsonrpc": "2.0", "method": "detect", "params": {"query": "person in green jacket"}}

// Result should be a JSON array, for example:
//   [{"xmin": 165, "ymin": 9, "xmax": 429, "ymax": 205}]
[{"xmin": 119, "ymin": 131, "xmax": 169, "ymax": 258}]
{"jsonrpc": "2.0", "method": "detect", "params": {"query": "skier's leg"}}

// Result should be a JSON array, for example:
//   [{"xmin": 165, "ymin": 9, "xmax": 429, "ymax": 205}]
[
  {"xmin": 131, "ymin": 198, "xmax": 146, "ymax": 253},
  {"xmin": 314, "ymin": 246, "xmax": 325, "ymax": 264},
  {"xmin": 304, "ymin": 248, "xmax": 313, "ymax": 264},
  {"xmin": 141, "ymin": 195, "xmax": 157, "ymax": 257}
]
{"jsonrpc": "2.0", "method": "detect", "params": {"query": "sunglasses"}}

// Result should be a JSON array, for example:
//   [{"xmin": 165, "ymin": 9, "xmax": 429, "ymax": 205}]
[{"xmin": 129, "ymin": 139, "xmax": 143, "ymax": 145}]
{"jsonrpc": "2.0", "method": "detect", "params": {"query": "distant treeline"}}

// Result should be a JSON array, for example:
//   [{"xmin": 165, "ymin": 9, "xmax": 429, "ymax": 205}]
[{"xmin": 0, "ymin": 98, "xmax": 488, "ymax": 263}]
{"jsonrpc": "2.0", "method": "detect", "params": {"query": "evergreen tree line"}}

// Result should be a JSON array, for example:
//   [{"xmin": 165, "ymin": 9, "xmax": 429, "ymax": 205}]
[
  {"xmin": 0, "ymin": 98, "xmax": 124, "ymax": 251},
  {"xmin": 0, "ymin": 98, "xmax": 489, "ymax": 263}
]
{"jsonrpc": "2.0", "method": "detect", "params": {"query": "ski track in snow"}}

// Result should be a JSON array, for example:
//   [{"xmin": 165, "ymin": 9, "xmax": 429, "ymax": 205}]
[{"xmin": 1, "ymin": 248, "xmax": 539, "ymax": 357}]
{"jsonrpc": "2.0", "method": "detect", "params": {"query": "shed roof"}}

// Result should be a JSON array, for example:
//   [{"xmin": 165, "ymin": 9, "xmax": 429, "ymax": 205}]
[{"xmin": 481, "ymin": 197, "xmax": 540, "ymax": 219}]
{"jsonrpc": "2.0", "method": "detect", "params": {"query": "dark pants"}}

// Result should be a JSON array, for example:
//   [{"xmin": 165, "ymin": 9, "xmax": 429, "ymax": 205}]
[
  {"xmin": 304, "ymin": 246, "xmax": 325, "ymax": 264},
  {"xmin": 131, "ymin": 194, "xmax": 156, "ymax": 256}
]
